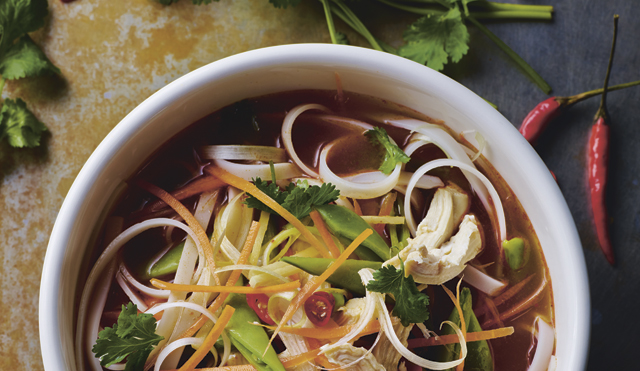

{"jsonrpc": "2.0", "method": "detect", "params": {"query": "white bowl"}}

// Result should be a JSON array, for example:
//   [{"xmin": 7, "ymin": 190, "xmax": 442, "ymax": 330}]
[{"xmin": 39, "ymin": 44, "xmax": 589, "ymax": 371}]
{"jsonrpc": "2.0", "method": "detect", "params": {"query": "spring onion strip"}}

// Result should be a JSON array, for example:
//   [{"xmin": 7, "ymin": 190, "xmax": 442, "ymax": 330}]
[
  {"xmin": 213, "ymin": 265, "xmax": 290, "ymax": 283},
  {"xmin": 220, "ymin": 237, "xmax": 241, "ymax": 264},
  {"xmin": 378, "ymin": 293, "xmax": 467, "ymax": 370},
  {"xmin": 154, "ymin": 338, "xmax": 203, "ymax": 371},
  {"xmin": 460, "ymin": 265, "xmax": 506, "ymax": 296},
  {"xmin": 249, "ymin": 211, "xmax": 271, "ymax": 266},
  {"xmin": 151, "ymin": 279, "xmax": 300, "ymax": 294},
  {"xmin": 146, "ymin": 302, "xmax": 218, "ymax": 323},
  {"xmin": 528, "ymin": 318, "xmax": 555, "ymax": 371},
  {"xmin": 213, "ymin": 159, "xmax": 303, "ymax": 181},
  {"xmin": 320, "ymin": 269, "xmax": 381, "ymax": 354},
  {"xmin": 280, "ymin": 332, "xmax": 315, "ymax": 371},
  {"xmin": 388, "ymin": 119, "xmax": 493, "ymax": 229},
  {"xmin": 267, "ymin": 231, "xmax": 301, "ymax": 265},
  {"xmin": 460, "ymin": 130, "xmax": 487, "ymax": 162},
  {"xmin": 282, "ymin": 103, "xmax": 331, "ymax": 177},
  {"xmin": 269, "ymin": 291, "xmax": 308, "ymax": 328},
  {"xmin": 361, "ymin": 215, "xmax": 405, "ymax": 225},
  {"xmin": 191, "ymin": 191, "xmax": 220, "ymax": 285},
  {"xmin": 319, "ymin": 141, "xmax": 402, "ymax": 199},
  {"xmin": 179, "ymin": 305, "xmax": 236, "ymax": 371},
  {"xmin": 200, "ymin": 145, "xmax": 287, "ymax": 162},
  {"xmin": 76, "ymin": 218, "xmax": 201, "ymax": 371},
  {"xmin": 404, "ymin": 158, "xmax": 507, "ymax": 243},
  {"xmin": 262, "ymin": 228, "xmax": 301, "ymax": 266},
  {"xmin": 115, "ymin": 271, "xmax": 148, "ymax": 311}
]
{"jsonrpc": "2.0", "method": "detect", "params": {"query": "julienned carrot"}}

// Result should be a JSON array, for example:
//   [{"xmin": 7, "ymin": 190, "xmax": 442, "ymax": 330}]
[
  {"xmin": 138, "ymin": 180, "xmax": 220, "ymax": 285},
  {"xmin": 374, "ymin": 192, "xmax": 397, "ymax": 236},
  {"xmin": 205, "ymin": 166, "xmax": 333, "ymax": 259},
  {"xmin": 261, "ymin": 320, "xmax": 381, "ymax": 339},
  {"xmin": 483, "ymin": 279, "xmax": 547, "ymax": 328},
  {"xmin": 265, "ymin": 228, "xmax": 374, "ymax": 355},
  {"xmin": 179, "ymin": 305, "xmax": 236, "ymax": 371},
  {"xmin": 150, "ymin": 279, "xmax": 300, "ymax": 294},
  {"xmin": 474, "ymin": 274, "xmax": 535, "ymax": 317},
  {"xmin": 442, "ymin": 282, "xmax": 466, "ymax": 371},
  {"xmin": 588, "ymin": 15, "xmax": 618, "ymax": 266},
  {"xmin": 146, "ymin": 174, "xmax": 226, "ymax": 212},
  {"xmin": 280, "ymin": 348, "xmax": 321, "ymax": 368},
  {"xmin": 407, "ymin": 326, "xmax": 515, "ymax": 349},
  {"xmin": 483, "ymin": 295, "xmax": 504, "ymax": 328},
  {"xmin": 309, "ymin": 210, "xmax": 341, "ymax": 258},
  {"xmin": 353, "ymin": 199, "xmax": 363, "ymax": 216}
]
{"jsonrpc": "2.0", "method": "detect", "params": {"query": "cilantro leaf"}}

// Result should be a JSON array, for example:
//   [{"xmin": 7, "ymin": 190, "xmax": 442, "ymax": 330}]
[
  {"xmin": 0, "ymin": 98, "xmax": 47, "ymax": 147},
  {"xmin": 365, "ymin": 127, "xmax": 410, "ymax": 174},
  {"xmin": 398, "ymin": 6, "xmax": 469, "ymax": 71},
  {"xmin": 335, "ymin": 32, "xmax": 350, "ymax": 45},
  {"xmin": 269, "ymin": 0, "xmax": 303, "ymax": 8},
  {"xmin": 245, "ymin": 178, "xmax": 339, "ymax": 219},
  {"xmin": 366, "ymin": 260, "xmax": 430, "ymax": 326},
  {"xmin": 0, "ymin": 0, "xmax": 48, "ymax": 55},
  {"xmin": 92, "ymin": 303, "xmax": 164, "ymax": 369},
  {"xmin": 0, "ymin": 35, "xmax": 60, "ymax": 80}
]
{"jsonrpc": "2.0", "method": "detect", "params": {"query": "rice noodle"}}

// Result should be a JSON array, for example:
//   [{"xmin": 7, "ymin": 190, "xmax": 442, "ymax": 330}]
[
  {"xmin": 387, "ymin": 119, "xmax": 493, "ymax": 232},
  {"xmin": 460, "ymin": 130, "xmax": 487, "ymax": 162},
  {"xmin": 76, "ymin": 218, "xmax": 201, "ymax": 371},
  {"xmin": 345, "ymin": 171, "xmax": 443, "ymax": 190},
  {"xmin": 115, "ymin": 272, "xmax": 148, "ymax": 311},
  {"xmin": 154, "ymin": 337, "xmax": 202, "ymax": 371},
  {"xmin": 319, "ymin": 141, "xmax": 402, "ymax": 199},
  {"xmin": 200, "ymin": 145, "xmax": 287, "ymax": 162},
  {"xmin": 119, "ymin": 263, "xmax": 170, "ymax": 299},
  {"xmin": 528, "ymin": 318, "xmax": 555, "ymax": 371},
  {"xmin": 146, "ymin": 301, "xmax": 219, "ymax": 323},
  {"xmin": 403, "ymin": 158, "xmax": 507, "ymax": 243},
  {"xmin": 213, "ymin": 159, "xmax": 303, "ymax": 181},
  {"xmin": 461, "ymin": 265, "xmax": 506, "ymax": 296},
  {"xmin": 83, "ymin": 260, "xmax": 117, "ymax": 371},
  {"xmin": 282, "ymin": 103, "xmax": 331, "ymax": 177}
]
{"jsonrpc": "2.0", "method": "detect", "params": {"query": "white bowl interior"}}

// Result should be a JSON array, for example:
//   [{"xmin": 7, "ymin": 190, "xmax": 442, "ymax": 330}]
[{"xmin": 40, "ymin": 44, "xmax": 589, "ymax": 371}]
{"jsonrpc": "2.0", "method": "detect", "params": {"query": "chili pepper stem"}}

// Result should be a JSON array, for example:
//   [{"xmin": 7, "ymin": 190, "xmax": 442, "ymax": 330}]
[
  {"xmin": 560, "ymin": 79, "xmax": 640, "ymax": 106},
  {"xmin": 595, "ymin": 15, "xmax": 618, "ymax": 121}
]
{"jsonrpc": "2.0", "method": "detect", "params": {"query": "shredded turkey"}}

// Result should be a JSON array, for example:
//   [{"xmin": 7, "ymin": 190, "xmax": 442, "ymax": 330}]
[
  {"xmin": 336, "ymin": 298, "xmax": 367, "ymax": 326},
  {"xmin": 324, "ymin": 344, "xmax": 386, "ymax": 371},
  {"xmin": 387, "ymin": 185, "xmax": 482, "ymax": 284},
  {"xmin": 373, "ymin": 317, "xmax": 413, "ymax": 371}
]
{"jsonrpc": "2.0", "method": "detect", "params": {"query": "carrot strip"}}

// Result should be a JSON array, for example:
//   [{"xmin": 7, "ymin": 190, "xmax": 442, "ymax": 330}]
[
  {"xmin": 150, "ymin": 279, "xmax": 300, "ymax": 294},
  {"xmin": 492, "ymin": 274, "xmax": 535, "ymax": 307},
  {"xmin": 144, "ymin": 225, "xmax": 259, "ymax": 370},
  {"xmin": 309, "ymin": 210, "xmax": 341, "ymax": 258},
  {"xmin": 483, "ymin": 279, "xmax": 547, "ymax": 328},
  {"xmin": 179, "ymin": 305, "xmax": 236, "ymax": 371},
  {"xmin": 265, "ymin": 228, "xmax": 374, "ymax": 356},
  {"xmin": 483, "ymin": 295, "xmax": 504, "ymax": 328},
  {"xmin": 407, "ymin": 326, "xmax": 514, "ymax": 349},
  {"xmin": 205, "ymin": 166, "xmax": 332, "ymax": 259},
  {"xmin": 146, "ymin": 175, "xmax": 226, "ymax": 212},
  {"xmin": 166, "ymin": 365, "xmax": 258, "ymax": 370},
  {"xmin": 442, "ymin": 282, "xmax": 466, "ymax": 371},
  {"xmin": 374, "ymin": 192, "xmax": 397, "ymax": 236},
  {"xmin": 353, "ymin": 199, "xmax": 363, "ymax": 216},
  {"xmin": 138, "ymin": 180, "xmax": 220, "ymax": 285},
  {"xmin": 261, "ymin": 320, "xmax": 381, "ymax": 339},
  {"xmin": 280, "ymin": 348, "xmax": 321, "ymax": 368}
]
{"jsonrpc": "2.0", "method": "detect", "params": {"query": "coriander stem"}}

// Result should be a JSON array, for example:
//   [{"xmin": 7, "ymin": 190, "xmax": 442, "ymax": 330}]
[
  {"xmin": 377, "ymin": 0, "xmax": 445, "ymax": 16},
  {"xmin": 475, "ymin": 1, "xmax": 553, "ymax": 13},
  {"xmin": 0, "ymin": 77, "xmax": 5, "ymax": 94},
  {"xmin": 330, "ymin": 7, "xmax": 397, "ymax": 54},
  {"xmin": 331, "ymin": 0, "xmax": 383, "ymax": 51},
  {"xmin": 467, "ymin": 16, "xmax": 552, "ymax": 94},
  {"xmin": 376, "ymin": 0, "xmax": 552, "ymax": 20},
  {"xmin": 319, "ymin": 0, "xmax": 339, "ymax": 44}
]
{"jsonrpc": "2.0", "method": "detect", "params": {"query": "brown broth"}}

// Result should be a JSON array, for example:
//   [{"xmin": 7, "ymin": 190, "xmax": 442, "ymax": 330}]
[{"xmin": 84, "ymin": 89, "xmax": 554, "ymax": 371}]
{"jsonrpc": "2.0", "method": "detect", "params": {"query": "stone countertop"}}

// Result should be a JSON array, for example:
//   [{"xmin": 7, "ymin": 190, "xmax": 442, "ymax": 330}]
[{"xmin": 0, "ymin": 0, "xmax": 637, "ymax": 369}]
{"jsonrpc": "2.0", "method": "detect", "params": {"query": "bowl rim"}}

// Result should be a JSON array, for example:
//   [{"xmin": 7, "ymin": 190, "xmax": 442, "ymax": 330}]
[{"xmin": 39, "ymin": 43, "xmax": 590, "ymax": 371}]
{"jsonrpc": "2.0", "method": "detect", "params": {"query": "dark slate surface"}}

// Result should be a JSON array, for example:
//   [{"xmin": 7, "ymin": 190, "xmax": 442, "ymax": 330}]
[{"xmin": 436, "ymin": 1, "xmax": 639, "ymax": 369}]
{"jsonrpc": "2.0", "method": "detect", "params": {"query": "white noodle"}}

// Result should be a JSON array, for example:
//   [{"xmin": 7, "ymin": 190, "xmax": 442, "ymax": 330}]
[
  {"xmin": 529, "ymin": 318, "xmax": 555, "ymax": 371},
  {"xmin": 115, "ymin": 272, "xmax": 148, "ymax": 311},
  {"xmin": 281, "ymin": 103, "xmax": 331, "ymax": 177},
  {"xmin": 119, "ymin": 263, "xmax": 170, "ymax": 299},
  {"xmin": 200, "ymin": 145, "xmax": 287, "ymax": 162},
  {"xmin": 213, "ymin": 159, "xmax": 302, "ymax": 181},
  {"xmin": 154, "ymin": 338, "xmax": 202, "ymax": 371},
  {"xmin": 461, "ymin": 266, "xmax": 506, "ymax": 296}
]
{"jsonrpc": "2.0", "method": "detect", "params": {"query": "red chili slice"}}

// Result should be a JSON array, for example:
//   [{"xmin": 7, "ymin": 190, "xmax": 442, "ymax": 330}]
[
  {"xmin": 304, "ymin": 291, "xmax": 335, "ymax": 327},
  {"xmin": 246, "ymin": 293, "xmax": 275, "ymax": 325}
]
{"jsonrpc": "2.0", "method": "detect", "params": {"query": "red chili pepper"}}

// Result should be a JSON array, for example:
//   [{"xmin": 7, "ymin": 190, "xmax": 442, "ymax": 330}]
[
  {"xmin": 304, "ymin": 291, "xmax": 335, "ymax": 327},
  {"xmin": 246, "ymin": 293, "xmax": 275, "ymax": 325},
  {"xmin": 587, "ymin": 15, "xmax": 618, "ymax": 266},
  {"xmin": 519, "ymin": 79, "xmax": 640, "ymax": 144}
]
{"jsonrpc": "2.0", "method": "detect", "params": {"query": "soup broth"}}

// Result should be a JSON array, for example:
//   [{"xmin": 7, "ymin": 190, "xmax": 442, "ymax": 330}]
[{"xmin": 79, "ymin": 90, "xmax": 554, "ymax": 371}]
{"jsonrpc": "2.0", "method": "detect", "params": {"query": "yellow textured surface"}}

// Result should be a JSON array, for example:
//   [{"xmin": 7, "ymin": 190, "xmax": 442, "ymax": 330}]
[{"xmin": 0, "ymin": 0, "xmax": 402, "ymax": 369}]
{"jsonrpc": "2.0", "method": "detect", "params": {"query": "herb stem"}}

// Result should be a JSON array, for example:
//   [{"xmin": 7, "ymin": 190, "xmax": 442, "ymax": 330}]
[
  {"xmin": 377, "ymin": 0, "xmax": 552, "ymax": 20},
  {"xmin": 330, "ymin": 0, "xmax": 384, "ymax": 52},
  {"xmin": 467, "ymin": 16, "xmax": 552, "ymax": 94},
  {"xmin": 474, "ymin": 1, "xmax": 553, "ymax": 13},
  {"xmin": 0, "ymin": 77, "xmax": 5, "ymax": 94},
  {"xmin": 564, "ymin": 79, "xmax": 640, "ymax": 106},
  {"xmin": 319, "ymin": 0, "xmax": 339, "ymax": 44}
]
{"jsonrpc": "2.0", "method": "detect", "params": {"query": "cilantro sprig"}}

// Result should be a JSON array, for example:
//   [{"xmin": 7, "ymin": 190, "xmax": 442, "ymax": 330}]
[
  {"xmin": 366, "ymin": 259, "xmax": 430, "ymax": 326},
  {"xmin": 245, "ymin": 161, "xmax": 340, "ymax": 219},
  {"xmin": 365, "ymin": 127, "xmax": 410, "ymax": 175},
  {"xmin": 92, "ymin": 303, "xmax": 164, "ymax": 371},
  {"xmin": 0, "ymin": 0, "xmax": 60, "ymax": 149}
]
